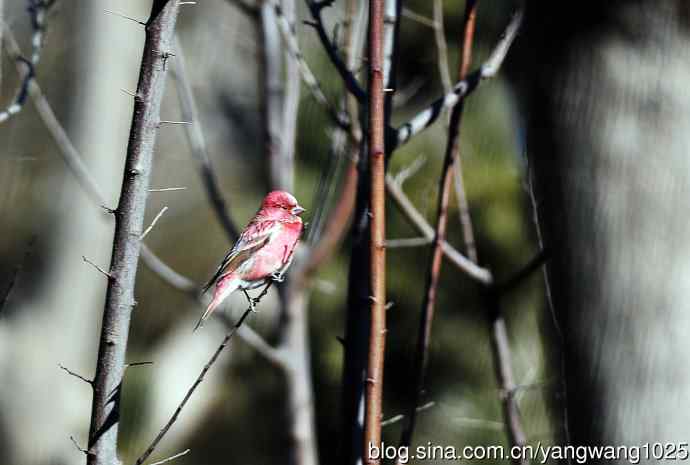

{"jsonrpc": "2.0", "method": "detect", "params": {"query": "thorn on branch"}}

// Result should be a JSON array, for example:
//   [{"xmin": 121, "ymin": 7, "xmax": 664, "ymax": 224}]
[
  {"xmin": 82, "ymin": 256, "xmax": 113, "ymax": 280},
  {"xmin": 140, "ymin": 206, "xmax": 168, "ymax": 240},
  {"xmin": 103, "ymin": 9, "xmax": 146, "ymax": 26},
  {"xmin": 59, "ymin": 364, "xmax": 93, "ymax": 385}
]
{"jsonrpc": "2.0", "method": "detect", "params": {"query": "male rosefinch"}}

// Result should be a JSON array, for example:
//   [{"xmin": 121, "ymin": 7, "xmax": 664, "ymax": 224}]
[{"xmin": 195, "ymin": 190, "xmax": 305, "ymax": 330}]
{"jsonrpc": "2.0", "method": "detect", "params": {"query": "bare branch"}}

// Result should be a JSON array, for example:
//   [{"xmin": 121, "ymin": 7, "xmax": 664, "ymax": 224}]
[
  {"xmin": 133, "ymin": 282, "xmax": 273, "ymax": 465},
  {"xmin": 385, "ymin": 175, "xmax": 492, "ymax": 284},
  {"xmin": 496, "ymin": 248, "xmax": 550, "ymax": 294},
  {"xmin": 272, "ymin": 1, "xmax": 350, "ymax": 130},
  {"xmin": 3, "ymin": 28, "xmax": 106, "ymax": 204},
  {"xmin": 103, "ymin": 8, "xmax": 146, "ymax": 26},
  {"xmin": 385, "ymin": 237, "xmax": 431, "ymax": 249},
  {"xmin": 173, "ymin": 35, "xmax": 239, "ymax": 240},
  {"xmin": 149, "ymin": 449, "xmax": 191, "ymax": 465},
  {"xmin": 140, "ymin": 206, "xmax": 168, "ymax": 240},
  {"xmin": 304, "ymin": 0, "xmax": 366, "ymax": 101},
  {"xmin": 381, "ymin": 401, "xmax": 435, "ymax": 427},
  {"xmin": 82, "ymin": 256, "xmax": 112, "ymax": 280},
  {"xmin": 0, "ymin": 0, "xmax": 54, "ymax": 124},
  {"xmin": 87, "ymin": 3, "xmax": 181, "ymax": 465},
  {"xmin": 394, "ymin": 10, "xmax": 523, "ymax": 148},
  {"xmin": 148, "ymin": 187, "xmax": 187, "ymax": 192},
  {"xmin": 488, "ymin": 295, "xmax": 528, "ymax": 462},
  {"xmin": 139, "ymin": 246, "xmax": 197, "ymax": 295},
  {"xmin": 364, "ymin": 0, "xmax": 387, "ymax": 462},
  {"xmin": 59, "ymin": 364, "xmax": 93, "ymax": 385},
  {"xmin": 398, "ymin": 1, "xmax": 480, "ymax": 451},
  {"xmin": 70, "ymin": 435, "xmax": 91, "ymax": 456},
  {"xmin": 401, "ymin": 7, "xmax": 435, "ymax": 29}
]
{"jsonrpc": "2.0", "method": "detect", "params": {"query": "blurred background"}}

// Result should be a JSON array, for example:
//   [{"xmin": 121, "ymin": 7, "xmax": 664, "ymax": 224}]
[{"xmin": 0, "ymin": 1, "xmax": 558, "ymax": 464}]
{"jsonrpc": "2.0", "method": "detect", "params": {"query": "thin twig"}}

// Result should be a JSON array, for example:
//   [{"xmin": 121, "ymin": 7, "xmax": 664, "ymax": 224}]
[
  {"xmin": 88, "ymin": 3, "xmax": 181, "ymax": 465},
  {"xmin": 103, "ymin": 9, "xmax": 146, "ymax": 26},
  {"xmin": 148, "ymin": 187, "xmax": 187, "ymax": 192},
  {"xmin": 432, "ymin": 0, "xmax": 452, "ymax": 94},
  {"xmin": 385, "ymin": 175, "xmax": 492, "ymax": 284},
  {"xmin": 272, "ymin": 1, "xmax": 350, "ymax": 130},
  {"xmin": 385, "ymin": 237, "xmax": 431, "ymax": 249},
  {"xmin": 140, "ymin": 206, "xmax": 168, "ymax": 240},
  {"xmin": 173, "ymin": 35, "xmax": 239, "ymax": 240},
  {"xmin": 381, "ymin": 401, "xmax": 435, "ymax": 427},
  {"xmin": 70, "ymin": 435, "xmax": 91, "ymax": 456},
  {"xmin": 394, "ymin": 10, "xmax": 523, "ymax": 148},
  {"xmin": 59, "ymin": 363, "xmax": 93, "ymax": 385},
  {"xmin": 133, "ymin": 282, "xmax": 273, "ymax": 465},
  {"xmin": 398, "ymin": 1, "xmax": 479, "ymax": 452},
  {"xmin": 149, "ymin": 449, "xmax": 191, "ymax": 465},
  {"xmin": 496, "ymin": 248, "xmax": 550, "ymax": 294},
  {"xmin": 400, "ymin": 7, "xmax": 435, "ymax": 29},
  {"xmin": 0, "ymin": 0, "xmax": 54, "ymax": 124},
  {"xmin": 304, "ymin": 0, "xmax": 366, "ymax": 101}
]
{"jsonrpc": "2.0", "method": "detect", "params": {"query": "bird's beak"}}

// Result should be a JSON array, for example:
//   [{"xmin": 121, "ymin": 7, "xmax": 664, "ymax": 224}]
[{"xmin": 292, "ymin": 206, "xmax": 306, "ymax": 215}]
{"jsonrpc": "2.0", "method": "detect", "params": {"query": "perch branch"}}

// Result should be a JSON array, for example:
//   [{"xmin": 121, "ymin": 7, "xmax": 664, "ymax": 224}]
[{"xmin": 134, "ymin": 282, "xmax": 273, "ymax": 465}]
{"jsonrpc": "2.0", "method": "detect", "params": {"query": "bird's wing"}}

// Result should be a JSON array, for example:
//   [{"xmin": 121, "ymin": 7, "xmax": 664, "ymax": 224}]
[{"xmin": 201, "ymin": 220, "xmax": 278, "ymax": 293}]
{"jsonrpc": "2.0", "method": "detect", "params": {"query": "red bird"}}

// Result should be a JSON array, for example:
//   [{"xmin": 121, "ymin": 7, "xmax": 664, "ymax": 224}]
[{"xmin": 195, "ymin": 191, "xmax": 305, "ymax": 330}]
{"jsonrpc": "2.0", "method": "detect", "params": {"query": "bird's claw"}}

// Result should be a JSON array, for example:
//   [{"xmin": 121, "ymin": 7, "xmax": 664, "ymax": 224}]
[{"xmin": 270, "ymin": 272, "xmax": 285, "ymax": 283}]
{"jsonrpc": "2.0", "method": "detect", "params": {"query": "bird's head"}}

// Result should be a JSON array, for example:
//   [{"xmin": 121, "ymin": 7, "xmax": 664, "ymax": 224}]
[{"xmin": 261, "ymin": 190, "xmax": 306, "ymax": 217}]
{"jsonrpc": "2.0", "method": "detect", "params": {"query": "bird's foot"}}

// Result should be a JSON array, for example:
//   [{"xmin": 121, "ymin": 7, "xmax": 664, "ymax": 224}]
[{"xmin": 270, "ymin": 272, "xmax": 285, "ymax": 283}]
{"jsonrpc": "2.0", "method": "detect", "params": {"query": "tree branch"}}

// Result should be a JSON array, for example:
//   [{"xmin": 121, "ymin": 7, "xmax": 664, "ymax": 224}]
[
  {"xmin": 87, "ymin": 3, "xmax": 181, "ymax": 464},
  {"xmin": 398, "ymin": 0, "xmax": 479, "ymax": 452},
  {"xmin": 385, "ymin": 175, "xmax": 492, "ymax": 284},
  {"xmin": 304, "ymin": 0, "xmax": 366, "ymax": 102},
  {"xmin": 133, "ymin": 283, "xmax": 273, "ymax": 465},
  {"xmin": 272, "ymin": 1, "xmax": 350, "ymax": 131},
  {"xmin": 393, "ymin": 10, "xmax": 523, "ymax": 148},
  {"xmin": 0, "ymin": 0, "xmax": 54, "ymax": 124},
  {"xmin": 363, "ymin": 0, "xmax": 387, "ymax": 463},
  {"xmin": 173, "ymin": 35, "xmax": 239, "ymax": 240}
]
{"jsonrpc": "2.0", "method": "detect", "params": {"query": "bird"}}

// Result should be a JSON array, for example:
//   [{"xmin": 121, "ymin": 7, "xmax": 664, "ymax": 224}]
[{"xmin": 194, "ymin": 190, "xmax": 306, "ymax": 330}]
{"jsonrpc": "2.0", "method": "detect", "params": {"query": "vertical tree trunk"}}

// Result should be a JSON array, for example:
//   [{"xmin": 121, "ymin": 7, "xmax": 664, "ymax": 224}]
[
  {"xmin": 87, "ymin": 2, "xmax": 180, "ymax": 464},
  {"xmin": 523, "ymin": 0, "xmax": 690, "ymax": 451}
]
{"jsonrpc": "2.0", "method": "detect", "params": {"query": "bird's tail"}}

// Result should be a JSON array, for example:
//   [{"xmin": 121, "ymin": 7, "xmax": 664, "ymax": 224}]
[{"xmin": 194, "ymin": 278, "xmax": 240, "ymax": 331}]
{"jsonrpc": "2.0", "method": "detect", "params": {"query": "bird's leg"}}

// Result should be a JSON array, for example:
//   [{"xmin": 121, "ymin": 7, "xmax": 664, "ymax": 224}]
[{"xmin": 242, "ymin": 289, "xmax": 258, "ymax": 312}]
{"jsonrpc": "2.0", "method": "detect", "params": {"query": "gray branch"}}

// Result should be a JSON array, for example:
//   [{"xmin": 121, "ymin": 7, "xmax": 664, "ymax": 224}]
[{"xmin": 87, "ymin": 2, "xmax": 181, "ymax": 465}]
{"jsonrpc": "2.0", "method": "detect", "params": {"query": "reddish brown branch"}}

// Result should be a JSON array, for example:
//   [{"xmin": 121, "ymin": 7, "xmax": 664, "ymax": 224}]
[
  {"xmin": 364, "ymin": 0, "xmax": 387, "ymax": 463},
  {"xmin": 398, "ymin": 0, "xmax": 478, "ymax": 452}
]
